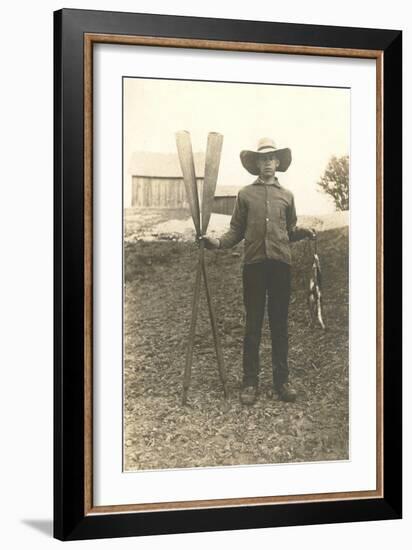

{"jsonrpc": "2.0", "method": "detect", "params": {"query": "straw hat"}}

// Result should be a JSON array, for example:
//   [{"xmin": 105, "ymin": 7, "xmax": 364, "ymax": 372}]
[{"xmin": 240, "ymin": 137, "xmax": 292, "ymax": 175}]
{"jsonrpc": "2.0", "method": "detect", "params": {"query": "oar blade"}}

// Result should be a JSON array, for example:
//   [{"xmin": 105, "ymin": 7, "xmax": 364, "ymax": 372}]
[
  {"xmin": 202, "ymin": 132, "xmax": 223, "ymax": 234},
  {"xmin": 202, "ymin": 132, "xmax": 223, "ymax": 235},
  {"xmin": 175, "ymin": 131, "xmax": 201, "ymax": 235}
]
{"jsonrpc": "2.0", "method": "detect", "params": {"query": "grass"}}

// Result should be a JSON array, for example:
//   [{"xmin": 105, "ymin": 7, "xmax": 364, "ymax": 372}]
[{"xmin": 123, "ymin": 223, "xmax": 349, "ymax": 471}]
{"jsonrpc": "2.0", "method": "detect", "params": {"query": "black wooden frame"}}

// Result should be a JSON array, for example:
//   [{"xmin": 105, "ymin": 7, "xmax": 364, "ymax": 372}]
[{"xmin": 54, "ymin": 8, "xmax": 402, "ymax": 541}]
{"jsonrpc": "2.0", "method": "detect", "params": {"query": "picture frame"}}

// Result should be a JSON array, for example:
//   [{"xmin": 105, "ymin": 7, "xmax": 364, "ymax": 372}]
[{"xmin": 53, "ymin": 8, "xmax": 402, "ymax": 541}]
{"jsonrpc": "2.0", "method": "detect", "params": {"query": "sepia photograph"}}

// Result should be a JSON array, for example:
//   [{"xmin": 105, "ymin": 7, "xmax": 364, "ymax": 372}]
[{"xmin": 123, "ymin": 76, "xmax": 350, "ymax": 472}]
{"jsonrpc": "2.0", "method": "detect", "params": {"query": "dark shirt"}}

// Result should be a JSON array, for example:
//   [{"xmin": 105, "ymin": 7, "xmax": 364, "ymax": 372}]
[{"xmin": 219, "ymin": 177, "xmax": 308, "ymax": 265}]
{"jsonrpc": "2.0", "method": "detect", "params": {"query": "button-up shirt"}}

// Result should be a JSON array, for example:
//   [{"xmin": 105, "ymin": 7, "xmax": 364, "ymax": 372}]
[{"xmin": 219, "ymin": 177, "xmax": 308, "ymax": 265}]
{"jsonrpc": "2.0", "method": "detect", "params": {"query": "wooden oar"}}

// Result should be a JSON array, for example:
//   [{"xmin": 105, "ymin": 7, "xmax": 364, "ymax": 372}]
[
  {"xmin": 201, "ymin": 132, "xmax": 227, "ymax": 397},
  {"xmin": 175, "ymin": 131, "xmax": 202, "ymax": 404},
  {"xmin": 175, "ymin": 130, "xmax": 227, "ymax": 404}
]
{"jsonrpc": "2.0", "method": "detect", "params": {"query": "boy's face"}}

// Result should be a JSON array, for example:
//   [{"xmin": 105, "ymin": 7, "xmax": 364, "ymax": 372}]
[{"xmin": 256, "ymin": 153, "xmax": 279, "ymax": 178}]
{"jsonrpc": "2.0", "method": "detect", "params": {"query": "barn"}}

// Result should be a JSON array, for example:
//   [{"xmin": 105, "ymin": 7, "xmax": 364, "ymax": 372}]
[
  {"xmin": 212, "ymin": 185, "xmax": 240, "ymax": 215},
  {"xmin": 129, "ymin": 151, "xmax": 241, "ymax": 214},
  {"xmin": 130, "ymin": 151, "xmax": 205, "ymax": 208}
]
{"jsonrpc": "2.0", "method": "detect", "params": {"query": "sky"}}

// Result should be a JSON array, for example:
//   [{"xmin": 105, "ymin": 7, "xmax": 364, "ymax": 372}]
[{"xmin": 123, "ymin": 77, "xmax": 350, "ymax": 215}]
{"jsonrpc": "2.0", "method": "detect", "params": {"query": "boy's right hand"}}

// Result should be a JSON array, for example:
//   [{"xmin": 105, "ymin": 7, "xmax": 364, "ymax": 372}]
[{"xmin": 198, "ymin": 235, "xmax": 220, "ymax": 249}]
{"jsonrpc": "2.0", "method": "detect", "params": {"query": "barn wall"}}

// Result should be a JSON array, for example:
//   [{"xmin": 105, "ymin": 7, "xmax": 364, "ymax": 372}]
[
  {"xmin": 212, "ymin": 196, "xmax": 236, "ymax": 216},
  {"xmin": 131, "ymin": 177, "xmax": 236, "ymax": 214},
  {"xmin": 132, "ymin": 177, "xmax": 204, "ymax": 208}
]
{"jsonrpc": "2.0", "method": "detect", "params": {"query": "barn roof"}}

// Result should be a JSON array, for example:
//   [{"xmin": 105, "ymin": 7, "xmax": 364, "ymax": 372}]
[{"xmin": 130, "ymin": 151, "xmax": 206, "ymax": 178}]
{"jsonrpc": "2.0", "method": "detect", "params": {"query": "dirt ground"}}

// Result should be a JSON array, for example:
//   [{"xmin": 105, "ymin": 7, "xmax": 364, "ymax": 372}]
[{"xmin": 123, "ymin": 208, "xmax": 349, "ymax": 471}]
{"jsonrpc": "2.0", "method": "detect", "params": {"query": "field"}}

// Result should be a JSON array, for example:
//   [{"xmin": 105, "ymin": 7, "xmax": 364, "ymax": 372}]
[{"xmin": 123, "ymin": 208, "xmax": 349, "ymax": 471}]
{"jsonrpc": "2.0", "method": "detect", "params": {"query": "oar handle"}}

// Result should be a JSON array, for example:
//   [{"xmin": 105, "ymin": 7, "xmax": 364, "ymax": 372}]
[
  {"xmin": 182, "ymin": 253, "xmax": 203, "ymax": 406},
  {"xmin": 201, "ymin": 254, "xmax": 228, "ymax": 398}
]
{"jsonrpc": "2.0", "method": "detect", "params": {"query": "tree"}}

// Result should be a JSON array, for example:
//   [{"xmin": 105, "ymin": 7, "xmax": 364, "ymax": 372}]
[{"xmin": 317, "ymin": 155, "xmax": 349, "ymax": 211}]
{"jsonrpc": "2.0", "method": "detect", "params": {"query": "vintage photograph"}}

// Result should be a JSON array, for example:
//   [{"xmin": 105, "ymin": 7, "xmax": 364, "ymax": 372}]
[{"xmin": 123, "ymin": 76, "xmax": 350, "ymax": 471}]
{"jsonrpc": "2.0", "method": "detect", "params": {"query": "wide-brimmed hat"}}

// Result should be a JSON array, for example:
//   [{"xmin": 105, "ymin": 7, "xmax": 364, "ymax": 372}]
[{"xmin": 240, "ymin": 137, "xmax": 292, "ymax": 175}]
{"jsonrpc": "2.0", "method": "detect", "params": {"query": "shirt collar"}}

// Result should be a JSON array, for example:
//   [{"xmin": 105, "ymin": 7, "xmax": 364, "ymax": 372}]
[{"xmin": 254, "ymin": 176, "xmax": 281, "ymax": 188}]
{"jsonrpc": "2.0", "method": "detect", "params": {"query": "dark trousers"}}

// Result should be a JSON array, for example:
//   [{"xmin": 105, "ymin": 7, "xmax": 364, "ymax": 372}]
[{"xmin": 242, "ymin": 260, "xmax": 291, "ymax": 389}]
